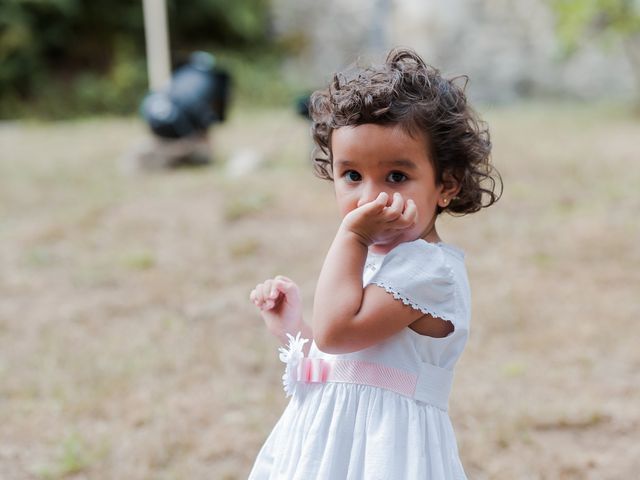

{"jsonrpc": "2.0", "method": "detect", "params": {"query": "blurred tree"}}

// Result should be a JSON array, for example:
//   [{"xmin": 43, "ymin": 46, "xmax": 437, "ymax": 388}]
[
  {"xmin": 549, "ymin": 0, "xmax": 640, "ymax": 105},
  {"xmin": 0, "ymin": 0, "xmax": 275, "ymax": 117},
  {"xmin": 168, "ymin": 0, "xmax": 271, "ymax": 48},
  {"xmin": 0, "ymin": 1, "xmax": 143, "ymax": 94}
]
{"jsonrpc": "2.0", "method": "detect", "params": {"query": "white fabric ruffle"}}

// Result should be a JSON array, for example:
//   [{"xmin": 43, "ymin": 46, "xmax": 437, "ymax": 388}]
[{"xmin": 248, "ymin": 382, "xmax": 467, "ymax": 479}]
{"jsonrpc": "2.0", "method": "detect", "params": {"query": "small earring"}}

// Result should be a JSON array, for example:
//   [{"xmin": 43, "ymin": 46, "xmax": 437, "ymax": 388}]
[{"xmin": 443, "ymin": 198, "xmax": 449, "ymax": 205}]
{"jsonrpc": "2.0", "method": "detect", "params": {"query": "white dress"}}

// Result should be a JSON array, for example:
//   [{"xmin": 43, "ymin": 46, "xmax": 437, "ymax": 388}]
[{"xmin": 249, "ymin": 239, "xmax": 470, "ymax": 479}]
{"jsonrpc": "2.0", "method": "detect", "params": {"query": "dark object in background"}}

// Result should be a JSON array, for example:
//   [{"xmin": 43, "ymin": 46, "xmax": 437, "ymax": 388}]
[
  {"xmin": 141, "ymin": 51, "xmax": 230, "ymax": 139},
  {"xmin": 295, "ymin": 93, "xmax": 311, "ymax": 120}
]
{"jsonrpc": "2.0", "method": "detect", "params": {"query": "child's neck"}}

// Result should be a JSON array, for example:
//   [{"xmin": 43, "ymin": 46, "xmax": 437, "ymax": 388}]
[
  {"xmin": 422, "ymin": 230, "xmax": 442, "ymax": 244},
  {"xmin": 369, "ymin": 229, "xmax": 442, "ymax": 255}
]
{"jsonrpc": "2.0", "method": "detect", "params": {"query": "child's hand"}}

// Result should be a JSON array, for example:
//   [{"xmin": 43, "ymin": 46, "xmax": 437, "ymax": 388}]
[
  {"xmin": 250, "ymin": 276, "xmax": 304, "ymax": 339},
  {"xmin": 342, "ymin": 192, "xmax": 417, "ymax": 247}
]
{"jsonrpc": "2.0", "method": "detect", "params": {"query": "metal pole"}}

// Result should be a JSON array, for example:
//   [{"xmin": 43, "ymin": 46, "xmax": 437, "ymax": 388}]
[{"xmin": 142, "ymin": 0, "xmax": 171, "ymax": 91}]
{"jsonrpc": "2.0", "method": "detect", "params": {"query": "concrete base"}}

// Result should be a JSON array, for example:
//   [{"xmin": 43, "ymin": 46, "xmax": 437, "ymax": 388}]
[{"xmin": 120, "ymin": 133, "xmax": 211, "ymax": 174}]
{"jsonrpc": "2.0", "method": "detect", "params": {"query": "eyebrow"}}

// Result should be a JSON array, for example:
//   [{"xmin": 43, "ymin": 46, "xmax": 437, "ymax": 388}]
[{"xmin": 334, "ymin": 159, "xmax": 418, "ymax": 170}]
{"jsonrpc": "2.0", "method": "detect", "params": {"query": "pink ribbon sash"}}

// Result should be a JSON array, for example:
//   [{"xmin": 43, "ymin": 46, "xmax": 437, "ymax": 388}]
[{"xmin": 296, "ymin": 357, "xmax": 453, "ymax": 410}]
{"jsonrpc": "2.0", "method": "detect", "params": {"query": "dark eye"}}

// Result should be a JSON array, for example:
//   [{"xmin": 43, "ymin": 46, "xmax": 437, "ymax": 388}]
[
  {"xmin": 344, "ymin": 170, "xmax": 362, "ymax": 182},
  {"xmin": 387, "ymin": 171, "xmax": 407, "ymax": 183}
]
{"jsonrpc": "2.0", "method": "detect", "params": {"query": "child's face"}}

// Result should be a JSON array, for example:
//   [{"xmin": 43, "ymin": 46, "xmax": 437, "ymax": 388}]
[{"xmin": 331, "ymin": 123, "xmax": 448, "ymax": 253}]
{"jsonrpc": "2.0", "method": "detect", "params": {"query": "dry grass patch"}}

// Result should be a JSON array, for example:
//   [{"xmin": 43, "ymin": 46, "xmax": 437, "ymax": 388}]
[{"xmin": 0, "ymin": 104, "xmax": 638, "ymax": 479}]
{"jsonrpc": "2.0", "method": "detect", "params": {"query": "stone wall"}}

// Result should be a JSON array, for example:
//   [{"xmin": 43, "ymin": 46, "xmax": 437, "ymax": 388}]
[{"xmin": 272, "ymin": 0, "xmax": 635, "ymax": 103}]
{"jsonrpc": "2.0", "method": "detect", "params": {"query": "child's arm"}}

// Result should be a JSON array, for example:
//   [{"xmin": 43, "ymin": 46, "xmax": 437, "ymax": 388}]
[
  {"xmin": 312, "ymin": 192, "xmax": 444, "ymax": 353},
  {"xmin": 250, "ymin": 276, "xmax": 313, "ymax": 353}
]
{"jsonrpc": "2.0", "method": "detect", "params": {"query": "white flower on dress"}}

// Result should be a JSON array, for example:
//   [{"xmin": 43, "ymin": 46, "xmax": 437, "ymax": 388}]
[{"xmin": 278, "ymin": 332, "xmax": 309, "ymax": 397}]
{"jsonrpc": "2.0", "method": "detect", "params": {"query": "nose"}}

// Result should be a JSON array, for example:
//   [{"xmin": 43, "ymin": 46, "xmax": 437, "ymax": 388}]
[{"xmin": 356, "ymin": 181, "xmax": 387, "ymax": 208}]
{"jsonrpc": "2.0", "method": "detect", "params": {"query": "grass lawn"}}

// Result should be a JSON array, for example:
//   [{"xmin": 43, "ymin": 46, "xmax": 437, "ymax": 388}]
[{"xmin": 0, "ymin": 103, "xmax": 639, "ymax": 479}]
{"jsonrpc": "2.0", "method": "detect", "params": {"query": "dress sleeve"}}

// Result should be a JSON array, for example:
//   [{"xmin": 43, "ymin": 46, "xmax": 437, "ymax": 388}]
[{"xmin": 367, "ymin": 240, "xmax": 457, "ymax": 323}]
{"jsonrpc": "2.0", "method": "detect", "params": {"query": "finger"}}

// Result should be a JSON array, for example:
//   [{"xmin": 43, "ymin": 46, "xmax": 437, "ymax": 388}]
[
  {"xmin": 255, "ymin": 282, "xmax": 270, "ymax": 306},
  {"xmin": 272, "ymin": 277, "xmax": 299, "ymax": 301},
  {"xmin": 367, "ymin": 191, "xmax": 387, "ymax": 208},
  {"xmin": 351, "ymin": 202, "xmax": 382, "ymax": 225},
  {"xmin": 274, "ymin": 275, "xmax": 294, "ymax": 283},
  {"xmin": 272, "ymin": 278, "xmax": 292, "ymax": 293},
  {"xmin": 361, "ymin": 192, "xmax": 388, "ymax": 213},
  {"xmin": 254, "ymin": 282, "xmax": 264, "ymax": 300},
  {"xmin": 399, "ymin": 199, "xmax": 418, "ymax": 227},
  {"xmin": 265, "ymin": 280, "xmax": 285, "ymax": 309},
  {"xmin": 251, "ymin": 287, "xmax": 262, "ymax": 308},
  {"xmin": 262, "ymin": 279, "xmax": 274, "ymax": 298},
  {"xmin": 384, "ymin": 192, "xmax": 404, "ymax": 221},
  {"xmin": 253, "ymin": 283, "xmax": 268, "ymax": 304},
  {"xmin": 262, "ymin": 300, "xmax": 276, "ymax": 311},
  {"xmin": 269, "ymin": 282, "xmax": 284, "ymax": 300}
]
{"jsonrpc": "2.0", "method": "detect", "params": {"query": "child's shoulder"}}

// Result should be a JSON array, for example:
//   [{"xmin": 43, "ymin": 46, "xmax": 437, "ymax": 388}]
[
  {"xmin": 384, "ymin": 239, "xmax": 465, "ymax": 265},
  {"xmin": 367, "ymin": 240, "xmax": 467, "ymax": 326},
  {"xmin": 370, "ymin": 239, "xmax": 466, "ymax": 291}
]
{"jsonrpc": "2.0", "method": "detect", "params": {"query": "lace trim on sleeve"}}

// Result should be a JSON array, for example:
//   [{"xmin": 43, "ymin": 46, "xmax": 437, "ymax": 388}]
[{"xmin": 372, "ymin": 280, "xmax": 457, "ymax": 323}]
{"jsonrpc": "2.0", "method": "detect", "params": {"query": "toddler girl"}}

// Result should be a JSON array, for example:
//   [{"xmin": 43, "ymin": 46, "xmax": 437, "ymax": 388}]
[{"xmin": 248, "ymin": 47, "xmax": 501, "ymax": 479}]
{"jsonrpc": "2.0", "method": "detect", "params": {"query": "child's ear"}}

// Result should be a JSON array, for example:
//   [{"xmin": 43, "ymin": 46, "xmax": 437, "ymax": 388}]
[{"xmin": 438, "ymin": 171, "xmax": 461, "ymax": 207}]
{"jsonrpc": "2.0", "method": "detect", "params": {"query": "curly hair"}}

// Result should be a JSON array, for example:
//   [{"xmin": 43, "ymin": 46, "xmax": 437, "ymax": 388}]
[{"xmin": 309, "ymin": 47, "xmax": 502, "ymax": 215}]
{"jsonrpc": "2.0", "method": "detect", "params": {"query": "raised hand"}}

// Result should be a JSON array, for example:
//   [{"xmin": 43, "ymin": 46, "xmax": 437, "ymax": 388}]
[
  {"xmin": 341, "ymin": 192, "xmax": 417, "ymax": 247},
  {"xmin": 250, "ymin": 275, "xmax": 304, "ymax": 341}
]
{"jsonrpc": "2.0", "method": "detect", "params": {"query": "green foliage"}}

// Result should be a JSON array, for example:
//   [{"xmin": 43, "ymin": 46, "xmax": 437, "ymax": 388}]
[
  {"xmin": 549, "ymin": 0, "xmax": 640, "ymax": 105},
  {"xmin": 213, "ymin": 49, "xmax": 301, "ymax": 106},
  {"xmin": 120, "ymin": 248, "xmax": 156, "ymax": 271},
  {"xmin": 0, "ymin": 0, "xmax": 282, "ymax": 118},
  {"xmin": 549, "ymin": 0, "xmax": 640, "ymax": 52},
  {"xmin": 35, "ymin": 432, "xmax": 93, "ymax": 479},
  {"xmin": 167, "ymin": 0, "xmax": 272, "ymax": 47}
]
